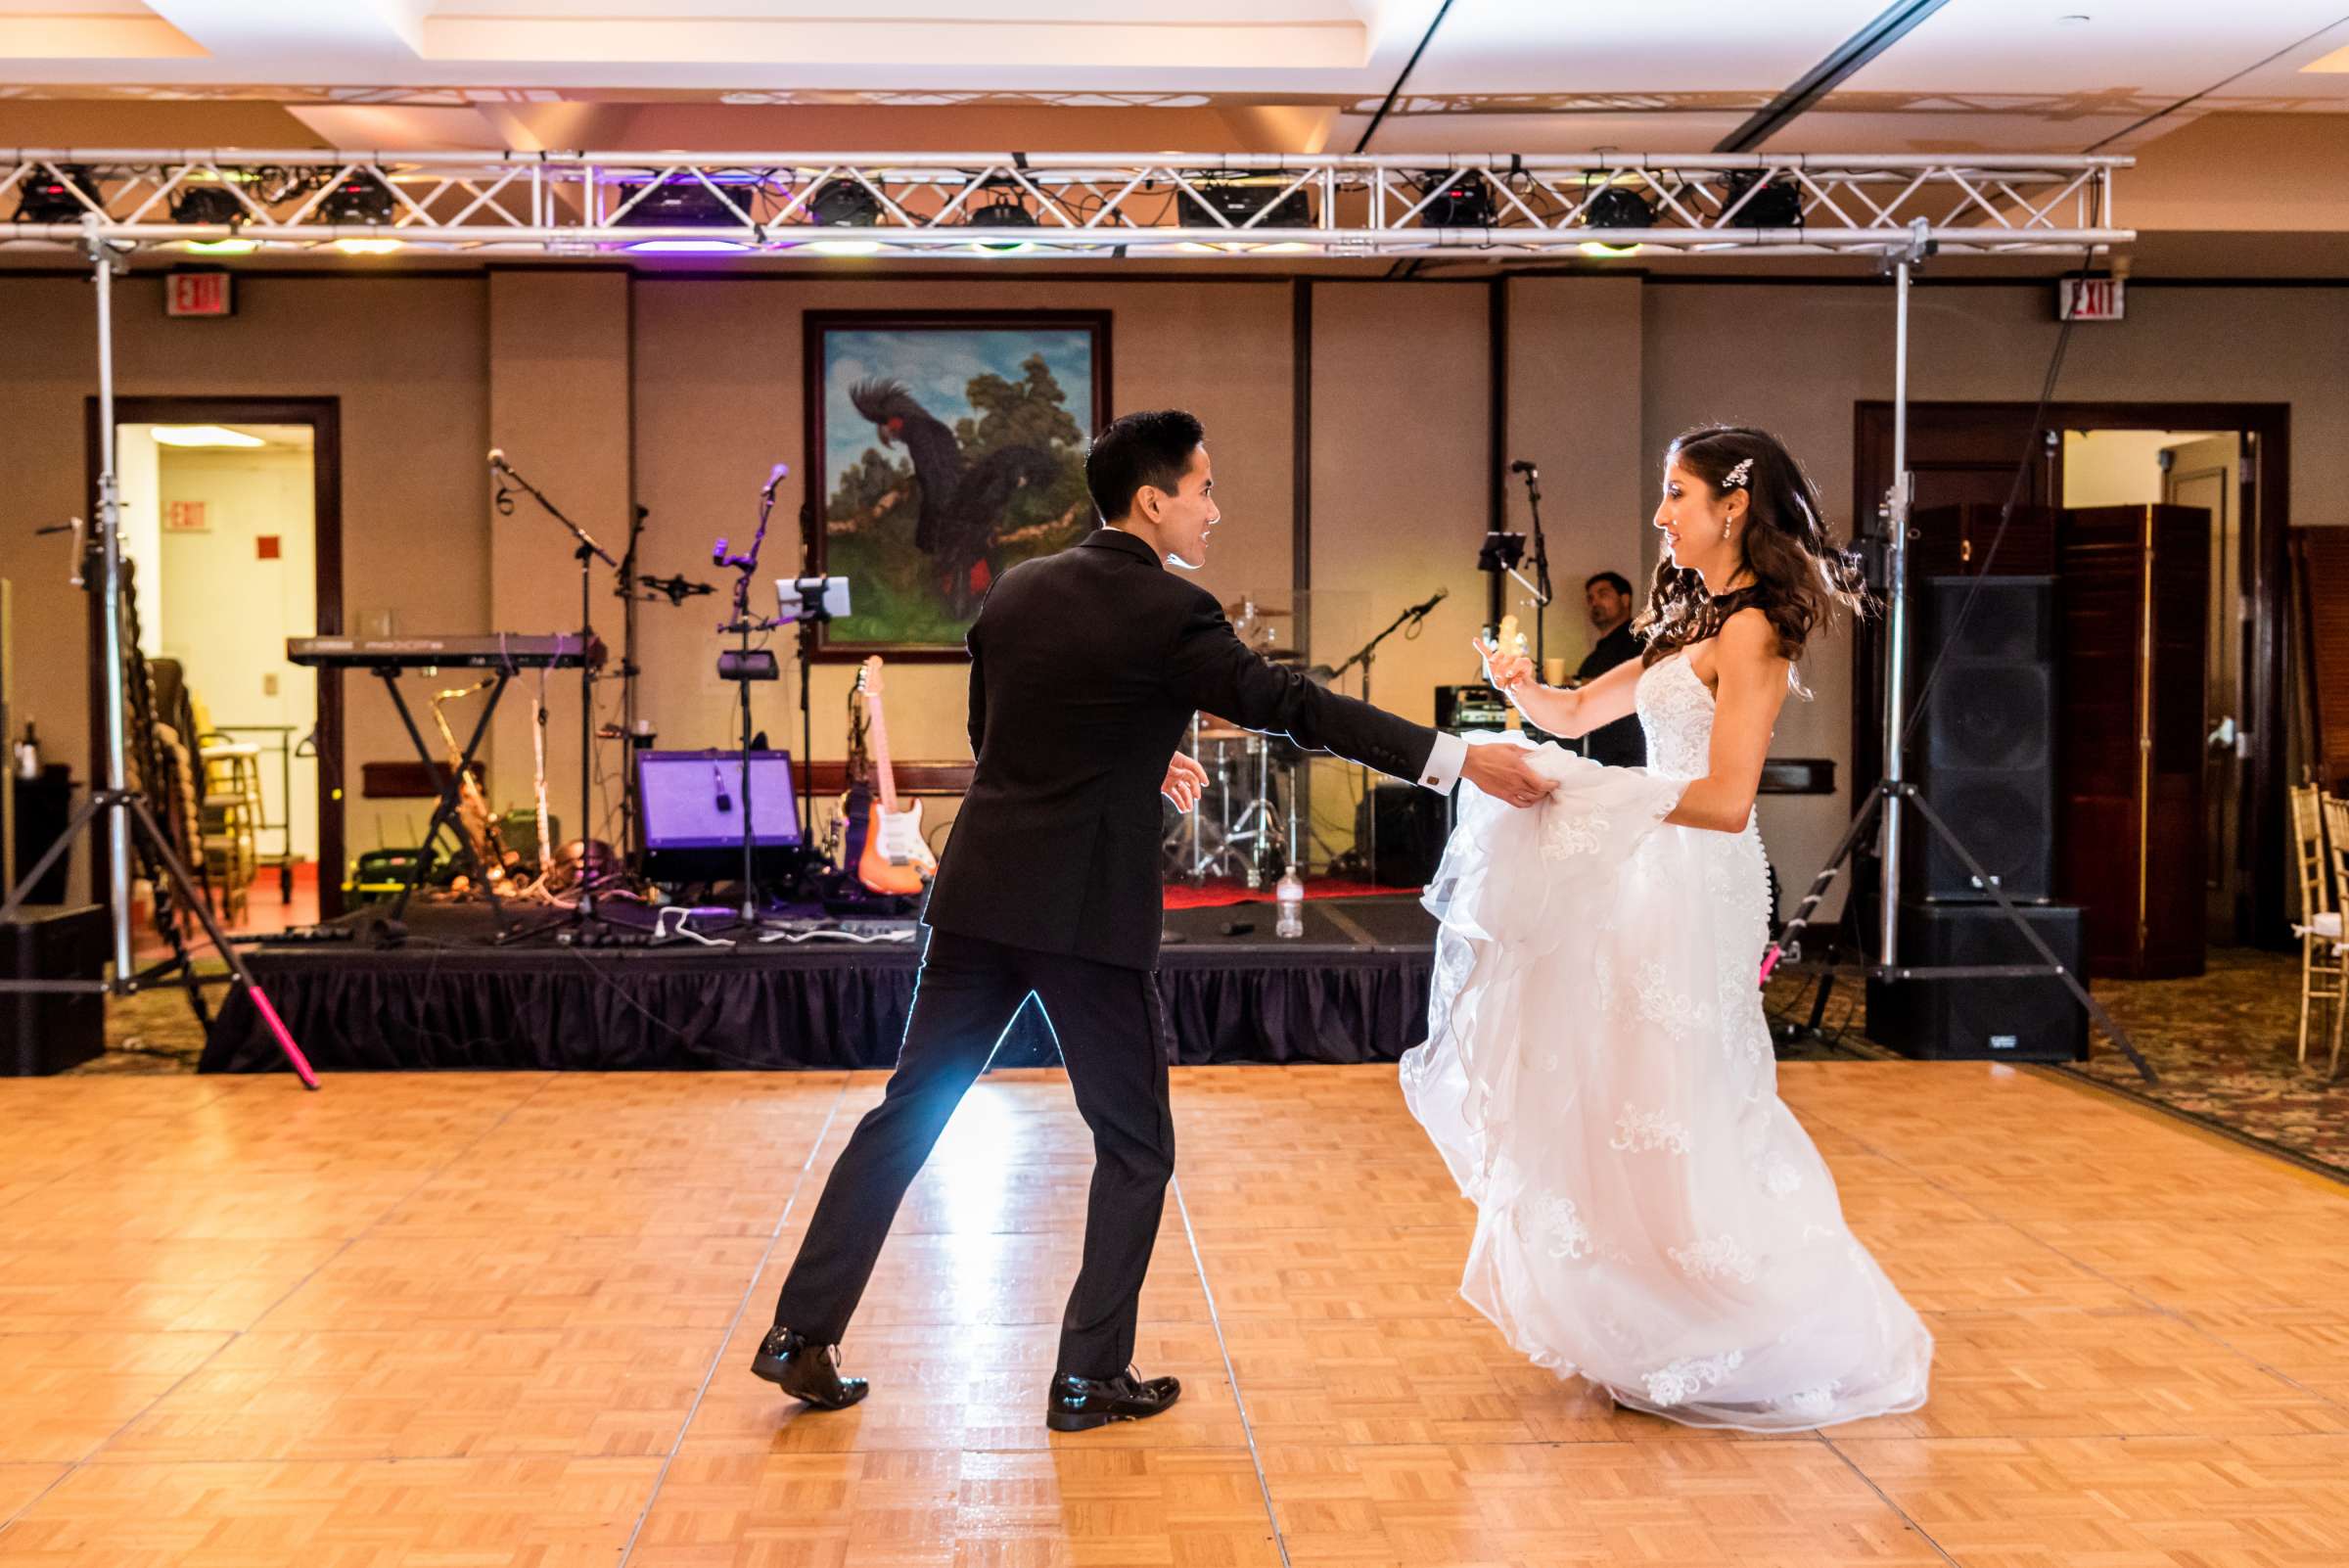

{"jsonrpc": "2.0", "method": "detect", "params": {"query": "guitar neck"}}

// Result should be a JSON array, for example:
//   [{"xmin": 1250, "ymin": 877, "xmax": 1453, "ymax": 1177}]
[{"xmin": 866, "ymin": 687, "xmax": 901, "ymax": 814}]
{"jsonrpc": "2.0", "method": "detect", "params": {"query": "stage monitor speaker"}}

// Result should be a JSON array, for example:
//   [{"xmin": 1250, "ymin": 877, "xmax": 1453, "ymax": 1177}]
[
  {"xmin": 1864, "ymin": 900, "xmax": 2087, "ymax": 1062},
  {"xmin": 1911, "ymin": 574, "xmax": 2055, "ymax": 902},
  {"xmin": 2, "ymin": 903, "xmax": 107, "ymax": 1076},
  {"xmin": 638, "ymin": 749, "xmax": 801, "ymax": 885},
  {"xmin": 1357, "ymin": 783, "xmax": 1446, "ymax": 888}
]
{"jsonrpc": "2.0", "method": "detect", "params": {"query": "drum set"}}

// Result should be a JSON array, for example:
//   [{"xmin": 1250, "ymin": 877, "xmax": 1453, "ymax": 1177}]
[{"xmin": 1167, "ymin": 596, "xmax": 1313, "ymax": 887}]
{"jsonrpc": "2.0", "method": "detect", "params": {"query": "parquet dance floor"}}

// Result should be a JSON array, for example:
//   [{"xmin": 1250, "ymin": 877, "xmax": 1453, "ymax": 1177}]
[{"xmin": 1, "ymin": 1061, "xmax": 2344, "ymax": 1566}]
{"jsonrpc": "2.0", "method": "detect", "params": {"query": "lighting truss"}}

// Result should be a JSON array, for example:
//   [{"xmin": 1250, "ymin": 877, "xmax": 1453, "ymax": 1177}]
[{"xmin": 0, "ymin": 149, "xmax": 2129, "ymax": 258}]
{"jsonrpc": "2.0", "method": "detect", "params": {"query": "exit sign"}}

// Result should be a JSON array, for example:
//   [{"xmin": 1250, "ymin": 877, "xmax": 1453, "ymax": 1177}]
[
  {"xmin": 2056, "ymin": 276, "xmax": 2124, "ymax": 321},
  {"xmin": 165, "ymin": 270, "xmax": 233, "ymax": 317}
]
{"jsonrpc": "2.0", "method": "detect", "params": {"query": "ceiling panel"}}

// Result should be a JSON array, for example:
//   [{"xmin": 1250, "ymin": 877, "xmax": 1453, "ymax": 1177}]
[
  {"xmin": 1385, "ymin": 0, "xmax": 1892, "ymax": 96},
  {"xmin": 1839, "ymin": 0, "xmax": 2349, "ymax": 96}
]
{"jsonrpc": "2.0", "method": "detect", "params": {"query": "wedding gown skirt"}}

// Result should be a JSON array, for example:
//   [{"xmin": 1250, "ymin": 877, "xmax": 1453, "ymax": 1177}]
[{"xmin": 1399, "ymin": 659, "xmax": 1931, "ymax": 1431}]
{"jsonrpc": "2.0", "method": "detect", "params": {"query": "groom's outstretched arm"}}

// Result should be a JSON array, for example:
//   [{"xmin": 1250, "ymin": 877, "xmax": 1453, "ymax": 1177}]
[{"xmin": 1163, "ymin": 591, "xmax": 1463, "ymax": 791}]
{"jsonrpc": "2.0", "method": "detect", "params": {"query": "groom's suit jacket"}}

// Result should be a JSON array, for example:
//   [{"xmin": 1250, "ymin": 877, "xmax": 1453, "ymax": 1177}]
[{"xmin": 923, "ymin": 527, "xmax": 1458, "ymax": 970}]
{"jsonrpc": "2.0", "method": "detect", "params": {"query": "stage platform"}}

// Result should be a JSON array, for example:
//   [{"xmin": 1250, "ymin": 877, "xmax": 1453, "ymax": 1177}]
[{"xmin": 199, "ymin": 897, "xmax": 1440, "ymax": 1074}]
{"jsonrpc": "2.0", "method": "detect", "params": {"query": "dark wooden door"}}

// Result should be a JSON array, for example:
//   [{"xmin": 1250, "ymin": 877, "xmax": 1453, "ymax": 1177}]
[{"xmin": 2057, "ymin": 504, "xmax": 2209, "ymax": 979}]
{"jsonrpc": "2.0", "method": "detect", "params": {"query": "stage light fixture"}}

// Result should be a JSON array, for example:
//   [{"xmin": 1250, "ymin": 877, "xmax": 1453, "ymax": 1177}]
[
  {"xmin": 1723, "ymin": 169, "xmax": 1803, "ymax": 229},
  {"xmin": 964, "ymin": 182, "xmax": 1040, "ymax": 254},
  {"xmin": 614, "ymin": 174, "xmax": 742, "ymax": 228},
  {"xmin": 318, "ymin": 172, "xmax": 396, "ymax": 226},
  {"xmin": 807, "ymin": 182, "xmax": 883, "ymax": 228},
  {"xmin": 1176, "ymin": 177, "xmax": 1313, "ymax": 236},
  {"xmin": 170, "ymin": 184, "xmax": 247, "ymax": 227},
  {"xmin": 1581, "ymin": 185, "xmax": 1654, "ymax": 232},
  {"xmin": 13, "ymin": 163, "xmax": 103, "ymax": 224},
  {"xmin": 1576, "ymin": 185, "xmax": 1653, "ymax": 254},
  {"xmin": 1416, "ymin": 171, "xmax": 1496, "ymax": 228}
]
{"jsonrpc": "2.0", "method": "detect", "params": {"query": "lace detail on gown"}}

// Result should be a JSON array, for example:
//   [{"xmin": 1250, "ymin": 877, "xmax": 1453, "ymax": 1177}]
[{"xmin": 1397, "ymin": 653, "xmax": 1933, "ymax": 1432}]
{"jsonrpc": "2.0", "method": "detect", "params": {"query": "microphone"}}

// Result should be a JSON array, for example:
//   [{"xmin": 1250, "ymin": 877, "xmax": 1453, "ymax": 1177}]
[
  {"xmin": 1402, "ymin": 586, "xmax": 1448, "ymax": 621},
  {"xmin": 713, "ymin": 763, "xmax": 733, "ymax": 814},
  {"xmin": 1508, "ymin": 459, "xmax": 1538, "ymax": 476},
  {"xmin": 761, "ymin": 463, "xmax": 789, "ymax": 500}
]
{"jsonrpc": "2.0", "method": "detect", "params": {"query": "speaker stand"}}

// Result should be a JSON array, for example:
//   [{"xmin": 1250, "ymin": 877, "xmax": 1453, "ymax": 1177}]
[{"xmin": 1766, "ymin": 778, "xmax": 2154, "ymax": 1082}]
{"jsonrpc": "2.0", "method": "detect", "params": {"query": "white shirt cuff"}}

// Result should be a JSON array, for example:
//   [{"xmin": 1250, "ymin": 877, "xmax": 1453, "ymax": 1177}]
[{"xmin": 1417, "ymin": 729, "xmax": 1468, "ymax": 793}]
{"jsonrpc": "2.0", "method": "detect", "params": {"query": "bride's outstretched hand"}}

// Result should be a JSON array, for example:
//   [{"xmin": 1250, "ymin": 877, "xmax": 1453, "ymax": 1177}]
[
  {"xmin": 1161, "ymin": 751, "xmax": 1209, "ymax": 812},
  {"xmin": 1473, "ymin": 637, "xmax": 1537, "ymax": 697}
]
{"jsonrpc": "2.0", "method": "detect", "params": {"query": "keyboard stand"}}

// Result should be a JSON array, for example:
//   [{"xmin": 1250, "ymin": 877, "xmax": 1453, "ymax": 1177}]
[{"xmin": 372, "ymin": 662, "xmax": 514, "ymax": 935}]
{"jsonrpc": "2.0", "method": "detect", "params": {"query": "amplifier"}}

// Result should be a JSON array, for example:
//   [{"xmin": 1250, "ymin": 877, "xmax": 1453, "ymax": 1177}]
[
  {"xmin": 1434, "ymin": 683, "xmax": 1508, "ymax": 732},
  {"xmin": 1864, "ymin": 901, "xmax": 2089, "ymax": 1062},
  {"xmin": 2, "ymin": 904, "xmax": 107, "ymax": 1076},
  {"xmin": 639, "ymin": 749, "xmax": 802, "ymax": 884}
]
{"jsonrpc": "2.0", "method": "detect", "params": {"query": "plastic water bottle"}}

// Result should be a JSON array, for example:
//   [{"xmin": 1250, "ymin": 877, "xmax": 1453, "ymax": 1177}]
[{"xmin": 1274, "ymin": 864, "xmax": 1305, "ymax": 939}]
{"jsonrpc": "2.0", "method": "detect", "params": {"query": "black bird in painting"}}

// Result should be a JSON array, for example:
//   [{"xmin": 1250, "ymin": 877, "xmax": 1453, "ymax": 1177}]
[{"xmin": 848, "ymin": 377, "xmax": 1060, "ymax": 615}]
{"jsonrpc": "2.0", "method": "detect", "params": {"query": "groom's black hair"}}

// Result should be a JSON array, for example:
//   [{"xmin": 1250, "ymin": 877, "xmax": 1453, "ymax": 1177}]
[{"xmin": 1086, "ymin": 409, "xmax": 1205, "ymax": 524}]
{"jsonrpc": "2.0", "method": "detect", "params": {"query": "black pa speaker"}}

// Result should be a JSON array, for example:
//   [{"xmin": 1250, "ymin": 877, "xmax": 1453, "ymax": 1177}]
[
  {"xmin": 2, "ymin": 904, "xmax": 108, "ymax": 1076},
  {"xmin": 1864, "ymin": 900, "xmax": 2088, "ymax": 1061},
  {"xmin": 1911, "ymin": 575, "xmax": 2056, "ymax": 902},
  {"xmin": 1357, "ymin": 784, "xmax": 1447, "ymax": 888}
]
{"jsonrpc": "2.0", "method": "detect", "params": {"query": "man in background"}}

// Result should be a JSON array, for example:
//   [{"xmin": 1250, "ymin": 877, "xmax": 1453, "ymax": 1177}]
[{"xmin": 1575, "ymin": 571, "xmax": 1645, "ymax": 767}]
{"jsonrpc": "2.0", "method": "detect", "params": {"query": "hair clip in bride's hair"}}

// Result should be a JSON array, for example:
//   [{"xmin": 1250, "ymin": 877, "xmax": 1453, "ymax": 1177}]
[{"xmin": 1721, "ymin": 457, "xmax": 1754, "ymax": 491}]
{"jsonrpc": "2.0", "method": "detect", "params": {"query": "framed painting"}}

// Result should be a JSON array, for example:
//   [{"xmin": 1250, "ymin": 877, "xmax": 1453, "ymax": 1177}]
[{"xmin": 805, "ymin": 310, "xmax": 1111, "ymax": 659}]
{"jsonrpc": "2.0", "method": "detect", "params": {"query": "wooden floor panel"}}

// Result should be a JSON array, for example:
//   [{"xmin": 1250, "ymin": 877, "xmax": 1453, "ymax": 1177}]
[
  {"xmin": 0, "ymin": 1062, "xmax": 2343, "ymax": 1566},
  {"xmin": 0, "ymin": 1456, "xmax": 662, "ymax": 1567},
  {"xmin": 1837, "ymin": 1435, "xmax": 2349, "ymax": 1568}
]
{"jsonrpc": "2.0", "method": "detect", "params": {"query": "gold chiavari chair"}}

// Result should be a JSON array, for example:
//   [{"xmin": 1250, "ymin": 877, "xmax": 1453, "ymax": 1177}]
[
  {"xmin": 2317, "ymin": 792, "xmax": 2349, "ymax": 1080},
  {"xmin": 2290, "ymin": 784, "xmax": 2339, "ymax": 1066}
]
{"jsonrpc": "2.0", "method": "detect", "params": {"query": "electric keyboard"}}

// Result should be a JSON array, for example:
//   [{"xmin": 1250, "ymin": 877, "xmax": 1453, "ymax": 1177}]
[{"xmin": 287, "ymin": 634, "xmax": 605, "ymax": 670}]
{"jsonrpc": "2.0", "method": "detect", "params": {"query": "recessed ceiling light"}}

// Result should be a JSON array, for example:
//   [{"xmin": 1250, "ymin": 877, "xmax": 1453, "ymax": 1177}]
[{"xmin": 151, "ymin": 425, "xmax": 266, "ymax": 448}]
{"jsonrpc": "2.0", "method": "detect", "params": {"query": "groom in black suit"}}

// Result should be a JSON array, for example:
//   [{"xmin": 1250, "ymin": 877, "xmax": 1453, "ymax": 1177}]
[{"xmin": 753, "ymin": 410, "xmax": 1557, "ymax": 1430}]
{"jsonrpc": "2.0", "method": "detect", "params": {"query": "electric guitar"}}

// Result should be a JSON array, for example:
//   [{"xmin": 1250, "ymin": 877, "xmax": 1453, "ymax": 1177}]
[{"xmin": 854, "ymin": 657, "xmax": 939, "ymax": 896}]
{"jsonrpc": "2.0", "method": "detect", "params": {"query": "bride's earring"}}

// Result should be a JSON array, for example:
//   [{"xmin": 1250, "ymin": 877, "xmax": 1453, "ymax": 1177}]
[{"xmin": 1721, "ymin": 519, "xmax": 1733, "ymax": 541}]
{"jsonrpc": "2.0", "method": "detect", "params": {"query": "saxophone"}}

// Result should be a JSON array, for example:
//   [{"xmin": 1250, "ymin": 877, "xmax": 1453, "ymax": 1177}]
[{"xmin": 430, "ymin": 678, "xmax": 517, "ymax": 892}]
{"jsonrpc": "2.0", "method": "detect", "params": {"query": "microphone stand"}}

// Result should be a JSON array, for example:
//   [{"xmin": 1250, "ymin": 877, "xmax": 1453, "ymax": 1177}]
[
  {"xmin": 492, "ymin": 454, "xmax": 617, "ymax": 922},
  {"xmin": 616, "ymin": 503, "xmax": 648, "ymax": 861},
  {"xmin": 1513, "ymin": 465, "xmax": 1553, "ymax": 674},
  {"xmin": 1322, "ymin": 591, "xmax": 1445, "ymax": 883},
  {"xmin": 712, "ymin": 467, "xmax": 790, "ymax": 927}
]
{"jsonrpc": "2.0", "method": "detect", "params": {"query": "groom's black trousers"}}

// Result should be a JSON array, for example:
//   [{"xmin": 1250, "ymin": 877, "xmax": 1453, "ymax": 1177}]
[{"xmin": 770, "ymin": 927, "xmax": 1176, "ymax": 1378}]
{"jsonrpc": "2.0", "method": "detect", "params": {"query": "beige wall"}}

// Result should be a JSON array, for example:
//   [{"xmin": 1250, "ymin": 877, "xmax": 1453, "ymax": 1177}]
[
  {"xmin": 5, "ymin": 265, "xmax": 2345, "ymax": 908},
  {"xmin": 1504, "ymin": 275, "xmax": 1649, "ymax": 673},
  {"xmin": 0, "ymin": 273, "xmax": 489, "ymax": 889}
]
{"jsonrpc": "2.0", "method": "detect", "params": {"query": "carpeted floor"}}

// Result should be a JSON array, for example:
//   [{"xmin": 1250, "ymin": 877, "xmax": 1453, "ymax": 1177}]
[{"xmin": 2062, "ymin": 945, "xmax": 2349, "ymax": 1178}]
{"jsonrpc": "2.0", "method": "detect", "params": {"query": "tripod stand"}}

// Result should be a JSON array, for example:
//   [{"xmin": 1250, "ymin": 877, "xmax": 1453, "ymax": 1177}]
[
  {"xmin": 1768, "ymin": 227, "xmax": 2152, "ymax": 1083},
  {"xmin": 0, "ymin": 231, "xmax": 316, "ymax": 1087}
]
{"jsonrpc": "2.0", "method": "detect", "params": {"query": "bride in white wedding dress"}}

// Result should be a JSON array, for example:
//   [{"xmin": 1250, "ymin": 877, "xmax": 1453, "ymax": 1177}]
[{"xmin": 1402, "ymin": 425, "xmax": 1932, "ymax": 1432}]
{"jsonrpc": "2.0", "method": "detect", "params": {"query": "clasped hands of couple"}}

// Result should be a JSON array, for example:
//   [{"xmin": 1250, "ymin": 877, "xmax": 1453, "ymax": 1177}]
[{"xmin": 1155, "ymin": 635, "xmax": 1559, "ymax": 813}]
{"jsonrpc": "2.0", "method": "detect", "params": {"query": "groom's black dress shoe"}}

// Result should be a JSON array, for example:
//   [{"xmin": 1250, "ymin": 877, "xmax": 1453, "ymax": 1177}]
[
  {"xmin": 750, "ymin": 1326, "xmax": 868, "ymax": 1409},
  {"xmin": 1045, "ymin": 1367, "xmax": 1181, "ymax": 1432}
]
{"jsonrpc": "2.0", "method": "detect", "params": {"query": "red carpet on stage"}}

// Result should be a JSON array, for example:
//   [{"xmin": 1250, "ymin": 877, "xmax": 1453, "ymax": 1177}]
[{"xmin": 1162, "ymin": 876, "xmax": 1414, "ymax": 909}]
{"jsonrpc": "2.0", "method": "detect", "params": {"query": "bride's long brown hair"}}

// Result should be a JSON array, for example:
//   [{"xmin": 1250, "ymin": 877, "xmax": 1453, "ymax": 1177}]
[{"xmin": 1635, "ymin": 425, "xmax": 1870, "ymax": 689}]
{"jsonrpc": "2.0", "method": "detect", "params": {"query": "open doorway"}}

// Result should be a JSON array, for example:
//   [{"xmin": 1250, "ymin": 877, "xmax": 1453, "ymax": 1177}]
[
  {"xmin": 85, "ymin": 396, "xmax": 344, "ymax": 931},
  {"xmin": 1853, "ymin": 400, "xmax": 2288, "ymax": 955}
]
